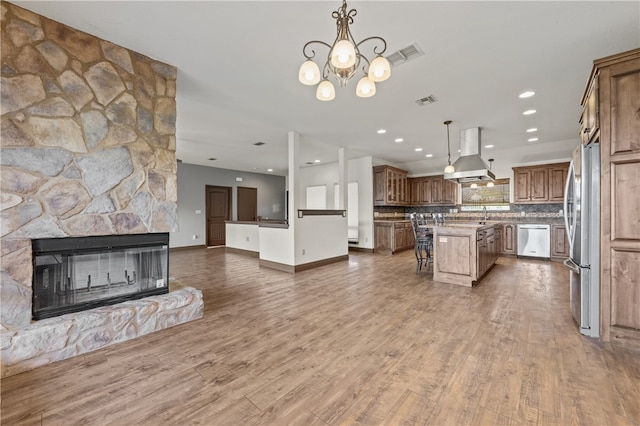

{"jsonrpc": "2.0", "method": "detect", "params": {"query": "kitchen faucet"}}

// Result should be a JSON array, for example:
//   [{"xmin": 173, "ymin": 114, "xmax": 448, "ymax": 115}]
[{"xmin": 483, "ymin": 206, "xmax": 488, "ymax": 222}]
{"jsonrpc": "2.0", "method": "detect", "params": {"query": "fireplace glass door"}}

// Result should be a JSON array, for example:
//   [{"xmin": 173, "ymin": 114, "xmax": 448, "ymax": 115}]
[{"xmin": 32, "ymin": 233, "xmax": 169, "ymax": 320}]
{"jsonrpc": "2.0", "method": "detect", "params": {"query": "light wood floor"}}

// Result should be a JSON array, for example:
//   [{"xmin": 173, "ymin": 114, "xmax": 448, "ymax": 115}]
[{"xmin": 2, "ymin": 249, "xmax": 639, "ymax": 425}]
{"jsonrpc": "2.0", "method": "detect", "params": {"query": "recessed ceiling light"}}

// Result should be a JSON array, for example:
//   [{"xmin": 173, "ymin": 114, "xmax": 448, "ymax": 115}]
[
  {"xmin": 377, "ymin": 129, "xmax": 386, "ymax": 134},
  {"xmin": 254, "ymin": 141, "xmax": 265, "ymax": 146},
  {"xmin": 457, "ymin": 149, "xmax": 461, "ymax": 153},
  {"xmin": 314, "ymin": 159, "xmax": 321, "ymax": 163},
  {"xmin": 519, "ymin": 91, "xmax": 535, "ymax": 98},
  {"xmin": 526, "ymin": 128, "xmax": 538, "ymax": 133},
  {"xmin": 208, "ymin": 157, "xmax": 216, "ymax": 161},
  {"xmin": 414, "ymin": 148, "xmax": 423, "ymax": 152},
  {"xmin": 523, "ymin": 109, "xmax": 536, "ymax": 115},
  {"xmin": 394, "ymin": 138, "xmax": 403, "ymax": 143},
  {"xmin": 528, "ymin": 137, "xmax": 539, "ymax": 142},
  {"xmin": 485, "ymin": 145, "xmax": 494, "ymax": 149},
  {"xmin": 425, "ymin": 154, "xmax": 433, "ymax": 158},
  {"xmin": 267, "ymin": 168, "xmax": 274, "ymax": 172}
]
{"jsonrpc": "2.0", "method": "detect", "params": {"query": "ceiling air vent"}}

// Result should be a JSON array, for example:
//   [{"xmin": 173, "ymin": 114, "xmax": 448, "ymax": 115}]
[
  {"xmin": 415, "ymin": 95, "xmax": 438, "ymax": 107},
  {"xmin": 386, "ymin": 42, "xmax": 424, "ymax": 67},
  {"xmin": 254, "ymin": 141, "xmax": 265, "ymax": 146}
]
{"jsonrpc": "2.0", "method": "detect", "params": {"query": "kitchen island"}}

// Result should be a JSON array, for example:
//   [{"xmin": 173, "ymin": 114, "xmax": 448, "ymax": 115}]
[{"xmin": 432, "ymin": 222, "xmax": 502, "ymax": 287}]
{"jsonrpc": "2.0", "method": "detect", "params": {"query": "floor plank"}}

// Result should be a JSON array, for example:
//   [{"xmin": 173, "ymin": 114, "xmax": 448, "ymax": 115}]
[{"xmin": 2, "ymin": 250, "xmax": 639, "ymax": 425}]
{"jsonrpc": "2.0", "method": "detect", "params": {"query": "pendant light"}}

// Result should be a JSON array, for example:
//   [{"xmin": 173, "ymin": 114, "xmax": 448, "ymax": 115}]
[
  {"xmin": 443, "ymin": 120, "xmax": 455, "ymax": 174},
  {"xmin": 487, "ymin": 159, "xmax": 495, "ymax": 187}
]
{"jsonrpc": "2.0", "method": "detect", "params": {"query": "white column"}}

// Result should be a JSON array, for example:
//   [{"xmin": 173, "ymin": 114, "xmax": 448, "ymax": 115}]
[{"xmin": 338, "ymin": 147, "xmax": 347, "ymax": 211}]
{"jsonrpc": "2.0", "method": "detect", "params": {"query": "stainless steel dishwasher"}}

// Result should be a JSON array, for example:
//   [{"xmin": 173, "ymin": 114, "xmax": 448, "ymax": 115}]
[{"xmin": 517, "ymin": 224, "xmax": 550, "ymax": 258}]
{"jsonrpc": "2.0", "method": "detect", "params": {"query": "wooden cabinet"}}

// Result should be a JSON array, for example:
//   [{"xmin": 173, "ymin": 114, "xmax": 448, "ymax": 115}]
[
  {"xmin": 408, "ymin": 175, "xmax": 457, "ymax": 206},
  {"xmin": 548, "ymin": 164, "xmax": 569, "ymax": 202},
  {"xmin": 433, "ymin": 224, "xmax": 499, "ymax": 287},
  {"xmin": 441, "ymin": 178, "xmax": 458, "ymax": 205},
  {"xmin": 590, "ymin": 48, "xmax": 640, "ymax": 349},
  {"xmin": 550, "ymin": 224, "xmax": 569, "ymax": 260},
  {"xmin": 374, "ymin": 221, "xmax": 414, "ymax": 254},
  {"xmin": 501, "ymin": 223, "xmax": 517, "ymax": 255},
  {"xmin": 580, "ymin": 76, "xmax": 599, "ymax": 144},
  {"xmin": 373, "ymin": 166, "xmax": 408, "ymax": 206},
  {"xmin": 512, "ymin": 162, "xmax": 569, "ymax": 204},
  {"xmin": 476, "ymin": 226, "xmax": 500, "ymax": 278}
]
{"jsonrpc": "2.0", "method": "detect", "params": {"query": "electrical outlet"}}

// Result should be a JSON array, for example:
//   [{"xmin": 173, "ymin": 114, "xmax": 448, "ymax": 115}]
[
  {"xmin": 302, "ymin": 249, "xmax": 306, "ymax": 255},
  {"xmin": 246, "ymin": 236, "xmax": 250, "ymax": 242},
  {"xmin": 365, "ymin": 237, "xmax": 368, "ymax": 243},
  {"xmin": 192, "ymin": 235, "xmax": 198, "ymax": 240}
]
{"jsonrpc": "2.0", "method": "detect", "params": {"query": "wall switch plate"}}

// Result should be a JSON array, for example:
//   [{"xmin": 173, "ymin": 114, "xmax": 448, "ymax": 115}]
[{"xmin": 195, "ymin": 209, "xmax": 202, "ymax": 215}]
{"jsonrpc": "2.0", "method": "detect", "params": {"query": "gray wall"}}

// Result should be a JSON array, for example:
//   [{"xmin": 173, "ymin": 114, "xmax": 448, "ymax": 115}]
[{"xmin": 171, "ymin": 163, "xmax": 286, "ymax": 248}]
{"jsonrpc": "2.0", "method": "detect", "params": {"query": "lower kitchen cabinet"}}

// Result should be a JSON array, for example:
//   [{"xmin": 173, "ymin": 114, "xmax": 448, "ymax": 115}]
[
  {"xmin": 501, "ymin": 223, "xmax": 517, "ymax": 255},
  {"xmin": 551, "ymin": 224, "xmax": 569, "ymax": 260},
  {"xmin": 374, "ymin": 221, "xmax": 415, "ymax": 254}
]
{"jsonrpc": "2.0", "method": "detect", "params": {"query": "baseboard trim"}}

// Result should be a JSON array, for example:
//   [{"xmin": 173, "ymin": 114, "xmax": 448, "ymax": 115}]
[
  {"xmin": 349, "ymin": 247, "xmax": 374, "ymax": 253},
  {"xmin": 259, "ymin": 254, "xmax": 349, "ymax": 273},
  {"xmin": 225, "ymin": 247, "xmax": 259, "ymax": 258},
  {"xmin": 170, "ymin": 244, "xmax": 206, "ymax": 252}
]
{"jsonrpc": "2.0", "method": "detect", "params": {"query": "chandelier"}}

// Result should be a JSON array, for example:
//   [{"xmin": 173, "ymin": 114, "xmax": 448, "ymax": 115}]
[{"xmin": 298, "ymin": 0, "xmax": 391, "ymax": 101}]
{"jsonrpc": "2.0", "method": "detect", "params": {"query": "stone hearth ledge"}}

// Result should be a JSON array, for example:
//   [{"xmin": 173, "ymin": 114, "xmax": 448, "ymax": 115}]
[{"xmin": 0, "ymin": 286, "xmax": 203, "ymax": 378}]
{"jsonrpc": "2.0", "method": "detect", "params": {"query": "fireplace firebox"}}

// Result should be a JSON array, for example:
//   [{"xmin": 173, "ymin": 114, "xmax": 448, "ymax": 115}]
[{"xmin": 32, "ymin": 233, "xmax": 170, "ymax": 320}]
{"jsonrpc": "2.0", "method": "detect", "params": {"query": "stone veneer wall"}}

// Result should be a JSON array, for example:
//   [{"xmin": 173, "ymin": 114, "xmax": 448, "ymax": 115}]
[{"xmin": 0, "ymin": 3, "xmax": 202, "ymax": 377}]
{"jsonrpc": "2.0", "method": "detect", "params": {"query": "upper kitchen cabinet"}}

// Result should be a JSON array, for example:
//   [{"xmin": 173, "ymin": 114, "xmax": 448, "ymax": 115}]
[
  {"xmin": 513, "ymin": 162, "xmax": 569, "ymax": 204},
  {"xmin": 408, "ymin": 175, "xmax": 457, "ymax": 206},
  {"xmin": 373, "ymin": 165, "xmax": 408, "ymax": 206},
  {"xmin": 591, "ymin": 48, "xmax": 640, "ymax": 350},
  {"xmin": 580, "ymin": 76, "xmax": 599, "ymax": 144}
]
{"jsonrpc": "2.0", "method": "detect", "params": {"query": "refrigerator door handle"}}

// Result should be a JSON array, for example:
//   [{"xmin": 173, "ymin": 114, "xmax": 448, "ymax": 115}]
[
  {"xmin": 564, "ymin": 160, "xmax": 576, "ymax": 256},
  {"xmin": 563, "ymin": 258, "xmax": 580, "ymax": 274}
]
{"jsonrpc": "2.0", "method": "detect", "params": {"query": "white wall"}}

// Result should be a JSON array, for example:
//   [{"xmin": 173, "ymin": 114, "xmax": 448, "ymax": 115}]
[
  {"xmin": 298, "ymin": 156, "xmax": 375, "ymax": 250},
  {"xmin": 172, "ymin": 162, "xmax": 286, "ymax": 248},
  {"xmin": 294, "ymin": 215, "xmax": 348, "ymax": 264},
  {"xmin": 226, "ymin": 223, "xmax": 259, "ymax": 252}
]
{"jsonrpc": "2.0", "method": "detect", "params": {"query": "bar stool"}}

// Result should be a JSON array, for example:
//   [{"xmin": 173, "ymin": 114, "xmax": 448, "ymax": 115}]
[{"xmin": 410, "ymin": 213, "xmax": 433, "ymax": 274}]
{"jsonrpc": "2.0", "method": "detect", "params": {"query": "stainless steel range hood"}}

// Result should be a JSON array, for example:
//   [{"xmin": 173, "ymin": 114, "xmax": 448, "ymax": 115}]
[{"xmin": 444, "ymin": 127, "xmax": 495, "ymax": 183}]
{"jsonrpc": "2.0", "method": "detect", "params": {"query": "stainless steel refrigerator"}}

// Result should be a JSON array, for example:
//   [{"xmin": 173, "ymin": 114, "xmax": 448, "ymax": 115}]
[{"xmin": 563, "ymin": 143, "xmax": 600, "ymax": 338}]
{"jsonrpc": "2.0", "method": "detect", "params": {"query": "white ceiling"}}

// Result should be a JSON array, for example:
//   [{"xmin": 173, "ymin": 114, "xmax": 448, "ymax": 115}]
[{"xmin": 14, "ymin": 1, "xmax": 640, "ymax": 177}]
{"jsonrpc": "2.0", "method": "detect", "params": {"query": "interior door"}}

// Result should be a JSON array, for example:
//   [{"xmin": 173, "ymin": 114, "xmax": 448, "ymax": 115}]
[
  {"xmin": 237, "ymin": 187, "xmax": 257, "ymax": 221},
  {"xmin": 206, "ymin": 186, "xmax": 231, "ymax": 247}
]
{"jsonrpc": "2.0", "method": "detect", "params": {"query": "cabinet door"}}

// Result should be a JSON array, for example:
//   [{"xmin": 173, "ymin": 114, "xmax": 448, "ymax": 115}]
[
  {"xmin": 549, "ymin": 165, "xmax": 568, "ymax": 202},
  {"xmin": 441, "ymin": 179, "xmax": 458, "ymax": 205},
  {"xmin": 431, "ymin": 178, "xmax": 442, "ymax": 203},
  {"xmin": 530, "ymin": 168, "xmax": 549, "ymax": 202},
  {"xmin": 394, "ymin": 226, "xmax": 405, "ymax": 250},
  {"xmin": 502, "ymin": 224, "xmax": 517, "ymax": 254},
  {"xmin": 551, "ymin": 224, "xmax": 569, "ymax": 258},
  {"xmin": 374, "ymin": 169, "xmax": 385, "ymax": 205},
  {"xmin": 399, "ymin": 174, "xmax": 408, "ymax": 204},
  {"xmin": 386, "ymin": 169, "xmax": 396, "ymax": 203},
  {"xmin": 422, "ymin": 179, "xmax": 433, "ymax": 204},
  {"xmin": 513, "ymin": 170, "xmax": 531, "ymax": 203},
  {"xmin": 581, "ymin": 77, "xmax": 599, "ymax": 144}
]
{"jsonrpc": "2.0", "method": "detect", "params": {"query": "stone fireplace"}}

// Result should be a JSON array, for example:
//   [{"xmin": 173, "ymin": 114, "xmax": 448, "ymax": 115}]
[{"xmin": 1, "ymin": 3, "xmax": 203, "ymax": 378}]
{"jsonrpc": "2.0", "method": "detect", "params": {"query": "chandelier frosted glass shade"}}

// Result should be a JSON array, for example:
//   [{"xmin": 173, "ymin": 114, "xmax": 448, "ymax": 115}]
[
  {"xmin": 356, "ymin": 76, "xmax": 376, "ymax": 98},
  {"xmin": 316, "ymin": 79, "xmax": 336, "ymax": 101},
  {"xmin": 298, "ymin": 60, "xmax": 321, "ymax": 85},
  {"xmin": 444, "ymin": 164, "xmax": 455, "ymax": 174},
  {"xmin": 298, "ymin": 0, "xmax": 390, "ymax": 101},
  {"xmin": 368, "ymin": 56, "xmax": 391, "ymax": 82},
  {"xmin": 330, "ymin": 39, "xmax": 357, "ymax": 68}
]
